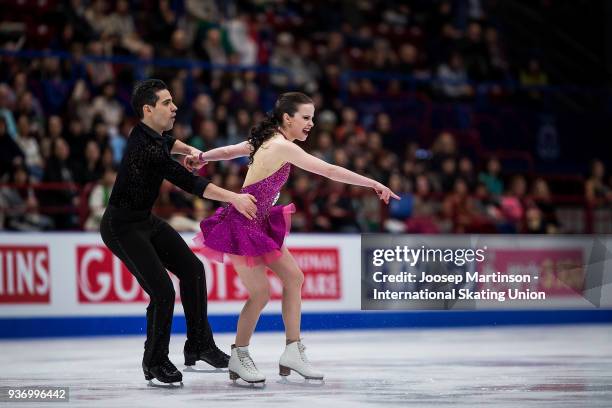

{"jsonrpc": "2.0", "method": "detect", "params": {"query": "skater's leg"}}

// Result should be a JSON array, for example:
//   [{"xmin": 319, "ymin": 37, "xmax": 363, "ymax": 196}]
[
  {"xmin": 100, "ymin": 213, "xmax": 180, "ymax": 383},
  {"xmin": 228, "ymin": 256, "xmax": 269, "ymax": 347},
  {"xmin": 266, "ymin": 246, "xmax": 323, "ymax": 380},
  {"xmin": 150, "ymin": 216, "xmax": 229, "ymax": 367},
  {"xmin": 150, "ymin": 217, "xmax": 207, "ymax": 341},
  {"xmin": 227, "ymin": 256, "xmax": 268, "ymax": 384},
  {"xmin": 266, "ymin": 246, "xmax": 304, "ymax": 342}
]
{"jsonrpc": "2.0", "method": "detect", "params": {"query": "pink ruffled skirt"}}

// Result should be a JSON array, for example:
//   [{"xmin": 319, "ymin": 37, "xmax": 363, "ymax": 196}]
[{"xmin": 193, "ymin": 203, "xmax": 295, "ymax": 267}]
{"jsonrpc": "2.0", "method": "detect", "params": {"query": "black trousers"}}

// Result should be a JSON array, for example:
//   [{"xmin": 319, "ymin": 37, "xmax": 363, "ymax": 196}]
[{"xmin": 100, "ymin": 206, "xmax": 209, "ymax": 366}]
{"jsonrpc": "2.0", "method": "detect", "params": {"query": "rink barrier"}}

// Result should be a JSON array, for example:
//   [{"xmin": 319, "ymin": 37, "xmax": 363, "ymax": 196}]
[
  {"xmin": 1, "ymin": 233, "xmax": 611, "ymax": 338},
  {"xmin": 1, "ymin": 309, "xmax": 611, "ymax": 339}
]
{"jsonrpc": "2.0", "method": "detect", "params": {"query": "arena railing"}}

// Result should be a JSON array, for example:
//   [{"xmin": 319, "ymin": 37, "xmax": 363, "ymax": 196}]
[{"xmin": 0, "ymin": 181, "xmax": 607, "ymax": 234}]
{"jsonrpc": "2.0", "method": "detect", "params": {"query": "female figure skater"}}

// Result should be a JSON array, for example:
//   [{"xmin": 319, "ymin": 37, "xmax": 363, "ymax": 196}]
[{"xmin": 193, "ymin": 92, "xmax": 399, "ymax": 384}]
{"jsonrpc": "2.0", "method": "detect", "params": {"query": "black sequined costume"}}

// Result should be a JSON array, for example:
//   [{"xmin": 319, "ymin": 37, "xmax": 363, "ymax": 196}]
[{"xmin": 100, "ymin": 122, "xmax": 226, "ymax": 373}]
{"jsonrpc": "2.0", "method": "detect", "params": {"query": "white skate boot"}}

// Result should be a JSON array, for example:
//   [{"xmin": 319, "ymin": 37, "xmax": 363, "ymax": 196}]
[
  {"xmin": 279, "ymin": 340, "xmax": 324, "ymax": 380},
  {"xmin": 228, "ymin": 345, "xmax": 265, "ymax": 384}
]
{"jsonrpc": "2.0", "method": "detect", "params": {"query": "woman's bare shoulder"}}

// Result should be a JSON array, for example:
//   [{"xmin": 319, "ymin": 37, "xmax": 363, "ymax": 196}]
[{"xmin": 264, "ymin": 135, "xmax": 294, "ymax": 151}]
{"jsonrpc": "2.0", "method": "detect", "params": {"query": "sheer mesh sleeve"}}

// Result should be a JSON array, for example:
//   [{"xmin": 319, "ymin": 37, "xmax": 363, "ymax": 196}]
[{"xmin": 162, "ymin": 157, "xmax": 210, "ymax": 197}]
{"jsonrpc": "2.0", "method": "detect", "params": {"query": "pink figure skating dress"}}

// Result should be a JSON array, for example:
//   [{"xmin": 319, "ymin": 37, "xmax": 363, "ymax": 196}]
[{"xmin": 194, "ymin": 162, "xmax": 295, "ymax": 266}]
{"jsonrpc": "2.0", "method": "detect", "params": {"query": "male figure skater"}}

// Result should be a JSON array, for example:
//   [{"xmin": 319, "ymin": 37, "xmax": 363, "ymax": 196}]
[{"xmin": 100, "ymin": 79, "xmax": 257, "ymax": 385}]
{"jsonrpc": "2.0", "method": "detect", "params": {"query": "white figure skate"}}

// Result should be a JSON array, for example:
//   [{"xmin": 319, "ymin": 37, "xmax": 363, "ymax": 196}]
[
  {"xmin": 279, "ymin": 340, "xmax": 324, "ymax": 380},
  {"xmin": 228, "ymin": 345, "xmax": 266, "ymax": 384}
]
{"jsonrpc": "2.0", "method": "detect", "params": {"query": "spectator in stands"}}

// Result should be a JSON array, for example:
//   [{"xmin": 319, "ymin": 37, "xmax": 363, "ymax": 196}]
[
  {"xmin": 585, "ymin": 159, "xmax": 612, "ymax": 206},
  {"xmin": 65, "ymin": 118, "xmax": 88, "ymax": 166},
  {"xmin": 289, "ymin": 172, "xmax": 315, "ymax": 232},
  {"xmin": 530, "ymin": 177, "xmax": 559, "ymax": 232},
  {"xmin": 437, "ymin": 52, "xmax": 474, "ymax": 99},
  {"xmin": 104, "ymin": 0, "xmax": 153, "ymax": 58},
  {"xmin": 376, "ymin": 112, "xmax": 398, "ymax": 151},
  {"xmin": 100, "ymin": 146, "xmax": 115, "ymax": 171},
  {"xmin": 226, "ymin": 108, "xmax": 251, "ymax": 145},
  {"xmin": 47, "ymin": 115, "xmax": 65, "ymax": 141},
  {"xmin": 520, "ymin": 58, "xmax": 548, "ymax": 102},
  {"xmin": 270, "ymin": 32, "xmax": 306, "ymax": 89},
  {"xmin": 311, "ymin": 131, "xmax": 334, "ymax": 162},
  {"xmin": 192, "ymin": 119, "xmax": 223, "ymax": 151},
  {"xmin": 430, "ymin": 131, "xmax": 458, "ymax": 171},
  {"xmin": 407, "ymin": 174, "xmax": 441, "ymax": 233},
  {"xmin": 15, "ymin": 91, "xmax": 45, "ymax": 131},
  {"xmin": 193, "ymin": 27, "xmax": 231, "ymax": 81},
  {"xmin": 460, "ymin": 21, "xmax": 490, "ymax": 81},
  {"xmin": 524, "ymin": 205, "xmax": 548, "ymax": 234},
  {"xmin": 68, "ymin": 80, "xmax": 95, "ymax": 132},
  {"xmin": 499, "ymin": 175, "xmax": 528, "ymax": 232},
  {"xmin": 191, "ymin": 93, "xmax": 214, "ymax": 133},
  {"xmin": 84, "ymin": 167, "xmax": 116, "ymax": 231},
  {"xmin": 81, "ymin": 140, "xmax": 104, "ymax": 184},
  {"xmin": 58, "ymin": 0, "xmax": 95, "ymax": 45},
  {"xmin": 109, "ymin": 119, "xmax": 131, "ymax": 165},
  {"xmin": 334, "ymin": 107, "xmax": 365, "ymax": 144},
  {"xmin": 226, "ymin": 13, "xmax": 258, "ymax": 66},
  {"xmin": 0, "ymin": 116, "xmax": 24, "ymax": 180},
  {"xmin": 0, "ymin": 165, "xmax": 52, "ymax": 231},
  {"xmin": 0, "ymin": 83, "xmax": 18, "ymax": 139},
  {"xmin": 458, "ymin": 156, "xmax": 477, "ymax": 191},
  {"xmin": 165, "ymin": 29, "xmax": 191, "ymax": 59},
  {"xmin": 384, "ymin": 172, "xmax": 414, "ymax": 232},
  {"xmin": 15, "ymin": 114, "xmax": 44, "ymax": 181},
  {"xmin": 85, "ymin": 41, "xmax": 114, "ymax": 88},
  {"xmin": 442, "ymin": 178, "xmax": 480, "ymax": 233},
  {"xmin": 437, "ymin": 157, "xmax": 458, "ymax": 193},
  {"xmin": 147, "ymin": 0, "xmax": 178, "ymax": 48},
  {"xmin": 484, "ymin": 27, "xmax": 509, "ymax": 81},
  {"xmin": 91, "ymin": 81, "xmax": 124, "ymax": 132},
  {"xmin": 397, "ymin": 43, "xmax": 419, "ymax": 76},
  {"xmin": 479, "ymin": 157, "xmax": 504, "ymax": 196},
  {"xmin": 41, "ymin": 138, "xmax": 79, "ymax": 230},
  {"xmin": 91, "ymin": 116, "xmax": 110, "ymax": 152},
  {"xmin": 313, "ymin": 180, "xmax": 360, "ymax": 232},
  {"xmin": 84, "ymin": 0, "xmax": 109, "ymax": 37}
]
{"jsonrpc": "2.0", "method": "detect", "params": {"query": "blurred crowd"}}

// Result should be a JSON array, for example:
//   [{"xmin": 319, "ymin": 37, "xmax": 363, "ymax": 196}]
[{"xmin": 1, "ymin": 0, "xmax": 610, "ymax": 233}]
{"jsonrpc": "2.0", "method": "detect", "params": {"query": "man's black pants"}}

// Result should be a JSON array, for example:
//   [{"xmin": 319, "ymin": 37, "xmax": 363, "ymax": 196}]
[{"xmin": 100, "ymin": 205, "xmax": 209, "ymax": 366}]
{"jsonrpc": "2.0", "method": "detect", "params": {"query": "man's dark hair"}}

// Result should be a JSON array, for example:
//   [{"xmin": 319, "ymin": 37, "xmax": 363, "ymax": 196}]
[{"xmin": 131, "ymin": 79, "xmax": 168, "ymax": 119}]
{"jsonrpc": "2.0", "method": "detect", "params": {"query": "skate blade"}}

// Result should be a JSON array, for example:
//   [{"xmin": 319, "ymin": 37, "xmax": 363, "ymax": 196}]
[
  {"xmin": 279, "ymin": 366, "xmax": 324, "ymax": 383},
  {"xmin": 184, "ymin": 366, "xmax": 226, "ymax": 374},
  {"xmin": 229, "ymin": 373, "xmax": 266, "ymax": 388},
  {"xmin": 147, "ymin": 379, "xmax": 184, "ymax": 388},
  {"xmin": 230, "ymin": 380, "xmax": 266, "ymax": 389},
  {"xmin": 278, "ymin": 376, "xmax": 325, "ymax": 387}
]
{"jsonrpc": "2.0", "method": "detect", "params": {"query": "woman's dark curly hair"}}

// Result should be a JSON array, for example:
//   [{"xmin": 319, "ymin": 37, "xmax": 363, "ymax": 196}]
[{"xmin": 247, "ymin": 92, "xmax": 313, "ymax": 164}]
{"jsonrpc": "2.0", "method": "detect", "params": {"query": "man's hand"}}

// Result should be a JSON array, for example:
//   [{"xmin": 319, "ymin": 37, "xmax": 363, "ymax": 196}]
[
  {"xmin": 230, "ymin": 193, "xmax": 258, "ymax": 220},
  {"xmin": 183, "ymin": 153, "xmax": 207, "ymax": 172}
]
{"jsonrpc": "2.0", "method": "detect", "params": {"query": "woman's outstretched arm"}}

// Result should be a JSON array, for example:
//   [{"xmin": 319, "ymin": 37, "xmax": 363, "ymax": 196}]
[
  {"xmin": 277, "ymin": 141, "xmax": 400, "ymax": 204},
  {"xmin": 183, "ymin": 141, "xmax": 251, "ymax": 171},
  {"xmin": 199, "ymin": 141, "xmax": 252, "ymax": 161}
]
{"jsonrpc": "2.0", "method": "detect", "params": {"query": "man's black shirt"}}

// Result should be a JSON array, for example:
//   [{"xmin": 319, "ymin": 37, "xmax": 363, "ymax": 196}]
[{"xmin": 108, "ymin": 122, "xmax": 210, "ymax": 211}]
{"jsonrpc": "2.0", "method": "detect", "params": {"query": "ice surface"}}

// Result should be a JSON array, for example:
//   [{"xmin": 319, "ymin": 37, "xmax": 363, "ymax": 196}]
[{"xmin": 1, "ymin": 325, "xmax": 611, "ymax": 407}]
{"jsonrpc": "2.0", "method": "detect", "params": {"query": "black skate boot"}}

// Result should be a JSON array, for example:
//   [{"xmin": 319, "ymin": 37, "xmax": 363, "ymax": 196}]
[
  {"xmin": 184, "ymin": 328, "xmax": 229, "ymax": 368},
  {"xmin": 143, "ymin": 358, "xmax": 183, "ymax": 384}
]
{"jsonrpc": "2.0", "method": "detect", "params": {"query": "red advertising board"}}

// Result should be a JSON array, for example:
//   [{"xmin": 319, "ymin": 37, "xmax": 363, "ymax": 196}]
[
  {"xmin": 0, "ymin": 246, "xmax": 50, "ymax": 303},
  {"xmin": 479, "ymin": 249, "xmax": 584, "ymax": 295},
  {"xmin": 77, "ymin": 246, "xmax": 341, "ymax": 303}
]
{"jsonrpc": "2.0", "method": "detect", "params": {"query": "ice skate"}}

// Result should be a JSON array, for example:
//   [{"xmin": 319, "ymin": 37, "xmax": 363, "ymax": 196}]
[
  {"xmin": 184, "ymin": 338, "xmax": 229, "ymax": 369},
  {"xmin": 279, "ymin": 340, "xmax": 324, "ymax": 381},
  {"xmin": 143, "ymin": 358, "xmax": 183, "ymax": 387},
  {"xmin": 228, "ymin": 345, "xmax": 265, "ymax": 385}
]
